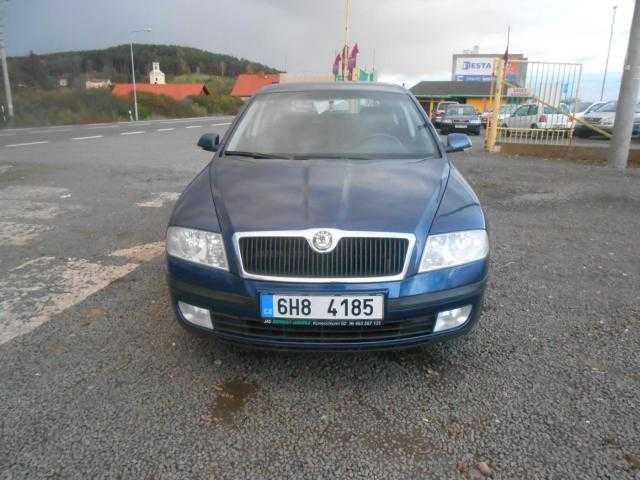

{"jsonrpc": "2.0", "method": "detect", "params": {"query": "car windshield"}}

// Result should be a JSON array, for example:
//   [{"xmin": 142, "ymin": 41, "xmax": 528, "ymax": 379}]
[
  {"xmin": 225, "ymin": 90, "xmax": 440, "ymax": 159},
  {"xmin": 599, "ymin": 102, "xmax": 617, "ymax": 112},
  {"xmin": 577, "ymin": 101, "xmax": 593, "ymax": 112},
  {"xmin": 438, "ymin": 102, "xmax": 456, "ymax": 111},
  {"xmin": 446, "ymin": 106, "xmax": 476, "ymax": 116}
]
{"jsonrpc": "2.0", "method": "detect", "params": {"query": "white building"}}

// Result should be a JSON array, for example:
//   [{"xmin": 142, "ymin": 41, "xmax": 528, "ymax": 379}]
[
  {"xmin": 86, "ymin": 78, "xmax": 112, "ymax": 89},
  {"xmin": 149, "ymin": 62, "xmax": 166, "ymax": 85}
]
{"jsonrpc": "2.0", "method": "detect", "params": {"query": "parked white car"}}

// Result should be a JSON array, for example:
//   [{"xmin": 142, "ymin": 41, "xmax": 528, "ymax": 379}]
[
  {"xmin": 573, "ymin": 101, "xmax": 608, "ymax": 121},
  {"xmin": 502, "ymin": 104, "xmax": 572, "ymax": 130},
  {"xmin": 576, "ymin": 101, "xmax": 640, "ymax": 138}
]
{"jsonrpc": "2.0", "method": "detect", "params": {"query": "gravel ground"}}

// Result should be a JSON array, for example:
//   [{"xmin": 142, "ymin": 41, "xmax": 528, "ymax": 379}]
[{"xmin": 1, "ymin": 124, "xmax": 639, "ymax": 479}]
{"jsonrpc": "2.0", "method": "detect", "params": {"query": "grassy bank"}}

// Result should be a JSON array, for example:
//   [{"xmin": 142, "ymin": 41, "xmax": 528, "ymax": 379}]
[{"xmin": 4, "ymin": 88, "xmax": 243, "ymax": 127}]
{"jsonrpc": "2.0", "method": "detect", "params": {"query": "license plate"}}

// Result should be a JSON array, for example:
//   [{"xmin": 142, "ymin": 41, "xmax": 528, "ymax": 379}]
[
  {"xmin": 455, "ymin": 124, "xmax": 467, "ymax": 128},
  {"xmin": 260, "ymin": 294, "xmax": 384, "ymax": 322}
]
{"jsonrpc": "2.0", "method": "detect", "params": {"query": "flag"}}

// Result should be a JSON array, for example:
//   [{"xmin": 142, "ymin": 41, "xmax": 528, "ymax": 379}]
[
  {"xmin": 503, "ymin": 26, "xmax": 510, "ymax": 62},
  {"xmin": 347, "ymin": 43, "xmax": 359, "ymax": 80},
  {"xmin": 332, "ymin": 53, "xmax": 341, "ymax": 76}
]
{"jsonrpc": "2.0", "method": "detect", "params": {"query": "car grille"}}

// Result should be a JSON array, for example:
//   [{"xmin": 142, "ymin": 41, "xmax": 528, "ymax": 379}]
[
  {"xmin": 212, "ymin": 312, "xmax": 436, "ymax": 343},
  {"xmin": 238, "ymin": 236, "xmax": 410, "ymax": 279}
]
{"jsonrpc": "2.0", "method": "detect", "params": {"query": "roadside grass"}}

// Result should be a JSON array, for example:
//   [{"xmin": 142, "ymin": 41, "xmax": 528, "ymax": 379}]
[
  {"xmin": 168, "ymin": 74, "xmax": 236, "ymax": 96},
  {"xmin": 3, "ymin": 86, "xmax": 242, "ymax": 127}
]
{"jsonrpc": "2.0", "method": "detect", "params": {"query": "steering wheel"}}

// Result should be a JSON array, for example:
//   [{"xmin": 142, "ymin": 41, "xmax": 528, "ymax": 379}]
[{"xmin": 355, "ymin": 133, "xmax": 405, "ymax": 151}]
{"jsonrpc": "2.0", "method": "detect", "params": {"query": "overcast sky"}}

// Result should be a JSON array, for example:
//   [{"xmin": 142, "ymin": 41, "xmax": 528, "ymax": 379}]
[{"xmin": 7, "ymin": 0, "xmax": 635, "ymax": 95}]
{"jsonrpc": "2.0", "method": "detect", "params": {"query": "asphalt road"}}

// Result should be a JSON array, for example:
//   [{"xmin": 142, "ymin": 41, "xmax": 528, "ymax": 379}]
[{"xmin": 1, "ymin": 118, "xmax": 639, "ymax": 479}]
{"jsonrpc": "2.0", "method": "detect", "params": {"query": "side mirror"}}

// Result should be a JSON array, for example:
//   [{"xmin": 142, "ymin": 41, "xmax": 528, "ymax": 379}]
[
  {"xmin": 197, "ymin": 133, "xmax": 220, "ymax": 152},
  {"xmin": 445, "ymin": 133, "xmax": 472, "ymax": 153}
]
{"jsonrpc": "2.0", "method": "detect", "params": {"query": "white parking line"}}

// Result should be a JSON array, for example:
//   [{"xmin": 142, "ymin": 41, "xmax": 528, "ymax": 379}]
[
  {"xmin": 211, "ymin": 122, "xmax": 232, "ymax": 127},
  {"xmin": 157, "ymin": 127, "xmax": 175, "ymax": 132},
  {"xmin": 6, "ymin": 141, "xmax": 50, "ymax": 148},
  {"xmin": 120, "ymin": 131, "xmax": 145, "ymax": 136},
  {"xmin": 71, "ymin": 135, "xmax": 104, "ymax": 141},
  {"xmin": 185, "ymin": 125, "xmax": 202, "ymax": 129}
]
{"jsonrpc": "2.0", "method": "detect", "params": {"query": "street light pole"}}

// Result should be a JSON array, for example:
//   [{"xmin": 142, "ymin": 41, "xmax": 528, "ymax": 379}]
[
  {"xmin": 129, "ymin": 28, "xmax": 151, "ymax": 122},
  {"xmin": 600, "ymin": 5, "xmax": 617, "ymax": 101},
  {"xmin": 607, "ymin": 0, "xmax": 640, "ymax": 170},
  {"xmin": 0, "ymin": 0, "xmax": 13, "ymax": 119}
]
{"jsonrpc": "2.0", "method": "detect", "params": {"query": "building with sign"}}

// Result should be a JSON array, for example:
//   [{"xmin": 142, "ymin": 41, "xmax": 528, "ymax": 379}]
[
  {"xmin": 410, "ymin": 80, "xmax": 529, "ymax": 116},
  {"xmin": 452, "ymin": 53, "xmax": 526, "ymax": 85}
]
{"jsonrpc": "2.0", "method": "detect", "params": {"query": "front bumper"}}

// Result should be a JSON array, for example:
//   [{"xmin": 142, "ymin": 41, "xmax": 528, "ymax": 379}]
[{"xmin": 167, "ymin": 256, "xmax": 488, "ymax": 351}]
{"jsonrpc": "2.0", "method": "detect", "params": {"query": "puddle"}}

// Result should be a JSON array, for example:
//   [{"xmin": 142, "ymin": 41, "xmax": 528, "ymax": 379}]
[{"xmin": 209, "ymin": 377, "xmax": 258, "ymax": 425}]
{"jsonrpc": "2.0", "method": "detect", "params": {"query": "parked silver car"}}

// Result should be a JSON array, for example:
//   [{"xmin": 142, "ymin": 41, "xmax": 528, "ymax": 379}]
[
  {"xmin": 502, "ymin": 103, "xmax": 572, "ymax": 130},
  {"xmin": 576, "ymin": 101, "xmax": 640, "ymax": 138}
]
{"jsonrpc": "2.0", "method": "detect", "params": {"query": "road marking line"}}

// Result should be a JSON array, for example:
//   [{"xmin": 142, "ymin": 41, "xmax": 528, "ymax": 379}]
[
  {"xmin": 86, "ymin": 124, "xmax": 119, "ymax": 129},
  {"xmin": 0, "ymin": 240, "xmax": 166, "ymax": 345},
  {"xmin": 5, "ymin": 141, "xmax": 49, "ymax": 148},
  {"xmin": 136, "ymin": 192, "xmax": 180, "ymax": 208},
  {"xmin": 186, "ymin": 125, "xmax": 202, "ymax": 129},
  {"xmin": 211, "ymin": 122, "xmax": 232, "ymax": 126},
  {"xmin": 120, "ymin": 131, "xmax": 145, "ymax": 135},
  {"xmin": 157, "ymin": 127, "xmax": 175, "ymax": 132},
  {"xmin": 111, "ymin": 241, "xmax": 165, "ymax": 262},
  {"xmin": 71, "ymin": 135, "xmax": 103, "ymax": 141}
]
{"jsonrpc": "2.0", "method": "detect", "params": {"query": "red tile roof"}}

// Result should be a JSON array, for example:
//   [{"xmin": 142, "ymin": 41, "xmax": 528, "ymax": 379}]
[
  {"xmin": 231, "ymin": 74, "xmax": 280, "ymax": 97},
  {"xmin": 112, "ymin": 83, "xmax": 210, "ymax": 101}
]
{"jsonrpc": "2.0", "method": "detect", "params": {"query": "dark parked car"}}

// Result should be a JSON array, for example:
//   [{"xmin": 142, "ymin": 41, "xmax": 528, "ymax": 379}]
[
  {"xmin": 167, "ymin": 82, "xmax": 489, "ymax": 350},
  {"xmin": 431, "ymin": 100, "xmax": 459, "ymax": 128},
  {"xmin": 439, "ymin": 105, "xmax": 482, "ymax": 135}
]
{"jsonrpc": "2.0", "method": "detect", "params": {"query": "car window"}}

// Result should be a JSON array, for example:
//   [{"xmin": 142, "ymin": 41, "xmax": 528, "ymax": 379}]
[
  {"xmin": 501, "ymin": 104, "xmax": 518, "ymax": 114},
  {"xmin": 527, "ymin": 105, "xmax": 538, "ymax": 116},
  {"xmin": 225, "ymin": 90, "xmax": 440, "ymax": 159},
  {"xmin": 514, "ymin": 105, "xmax": 529, "ymax": 116},
  {"xmin": 446, "ymin": 106, "xmax": 476, "ymax": 116}
]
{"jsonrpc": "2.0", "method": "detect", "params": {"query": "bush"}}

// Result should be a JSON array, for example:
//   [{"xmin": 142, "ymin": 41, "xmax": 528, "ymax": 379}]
[
  {"xmin": 3, "ymin": 88, "xmax": 242, "ymax": 127},
  {"xmin": 190, "ymin": 94, "xmax": 243, "ymax": 115},
  {"xmin": 10, "ymin": 89, "xmax": 130, "ymax": 126}
]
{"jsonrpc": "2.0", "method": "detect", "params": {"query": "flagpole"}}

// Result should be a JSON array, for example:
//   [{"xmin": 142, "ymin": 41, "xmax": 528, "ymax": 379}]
[{"xmin": 342, "ymin": 0, "xmax": 351, "ymax": 80}]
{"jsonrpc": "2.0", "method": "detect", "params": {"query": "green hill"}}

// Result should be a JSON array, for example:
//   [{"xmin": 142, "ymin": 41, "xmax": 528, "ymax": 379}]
[
  {"xmin": 0, "ymin": 44, "xmax": 277, "ymax": 126},
  {"xmin": 6, "ymin": 44, "xmax": 279, "ymax": 89}
]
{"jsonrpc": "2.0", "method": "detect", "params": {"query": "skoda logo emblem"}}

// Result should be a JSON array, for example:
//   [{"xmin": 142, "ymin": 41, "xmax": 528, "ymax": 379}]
[{"xmin": 312, "ymin": 230, "xmax": 333, "ymax": 252}]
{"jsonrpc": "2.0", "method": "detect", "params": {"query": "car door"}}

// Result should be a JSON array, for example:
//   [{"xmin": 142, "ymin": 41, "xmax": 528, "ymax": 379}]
[{"xmin": 505, "ymin": 105, "xmax": 530, "ymax": 128}]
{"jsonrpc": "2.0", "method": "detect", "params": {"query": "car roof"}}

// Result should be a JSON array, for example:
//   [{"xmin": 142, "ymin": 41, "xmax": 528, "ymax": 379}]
[{"xmin": 257, "ymin": 82, "xmax": 408, "ymax": 95}]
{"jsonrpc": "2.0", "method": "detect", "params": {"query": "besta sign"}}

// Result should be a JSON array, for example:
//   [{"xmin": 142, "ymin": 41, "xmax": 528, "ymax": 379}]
[{"xmin": 455, "ymin": 57, "xmax": 495, "ymax": 77}]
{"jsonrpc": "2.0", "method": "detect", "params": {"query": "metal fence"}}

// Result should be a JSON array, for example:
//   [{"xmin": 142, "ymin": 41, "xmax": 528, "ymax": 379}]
[{"xmin": 485, "ymin": 59, "xmax": 611, "ymax": 150}]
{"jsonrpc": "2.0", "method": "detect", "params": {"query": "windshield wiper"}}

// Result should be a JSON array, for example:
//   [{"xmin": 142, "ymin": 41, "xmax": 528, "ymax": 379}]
[{"xmin": 224, "ymin": 150, "xmax": 282, "ymax": 159}]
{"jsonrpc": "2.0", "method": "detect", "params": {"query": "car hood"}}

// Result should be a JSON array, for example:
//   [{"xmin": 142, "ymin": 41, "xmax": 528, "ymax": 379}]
[
  {"xmin": 586, "ymin": 111, "xmax": 615, "ymax": 120},
  {"xmin": 210, "ymin": 156, "xmax": 449, "ymax": 236}
]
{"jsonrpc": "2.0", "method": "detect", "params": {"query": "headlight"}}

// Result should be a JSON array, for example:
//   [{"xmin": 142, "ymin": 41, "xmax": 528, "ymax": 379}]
[
  {"xmin": 470, "ymin": 118, "xmax": 481, "ymax": 124},
  {"xmin": 419, "ymin": 230, "xmax": 488, "ymax": 273},
  {"xmin": 441, "ymin": 119, "xmax": 452, "ymax": 123},
  {"xmin": 601, "ymin": 118, "xmax": 614, "ymax": 126},
  {"xmin": 166, "ymin": 226, "xmax": 228, "ymax": 270}
]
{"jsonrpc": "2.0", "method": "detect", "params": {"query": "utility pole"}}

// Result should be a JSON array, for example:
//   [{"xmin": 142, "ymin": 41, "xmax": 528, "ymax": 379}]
[
  {"xmin": 608, "ymin": 0, "xmax": 640, "ymax": 170},
  {"xmin": 601, "ymin": 5, "xmax": 617, "ymax": 101},
  {"xmin": 0, "ymin": 0, "xmax": 14, "ymax": 119},
  {"xmin": 129, "ymin": 27, "xmax": 151, "ymax": 122}
]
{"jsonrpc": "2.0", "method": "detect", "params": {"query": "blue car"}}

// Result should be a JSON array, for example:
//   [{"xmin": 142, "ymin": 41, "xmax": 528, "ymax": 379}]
[{"xmin": 166, "ymin": 82, "xmax": 489, "ymax": 350}]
